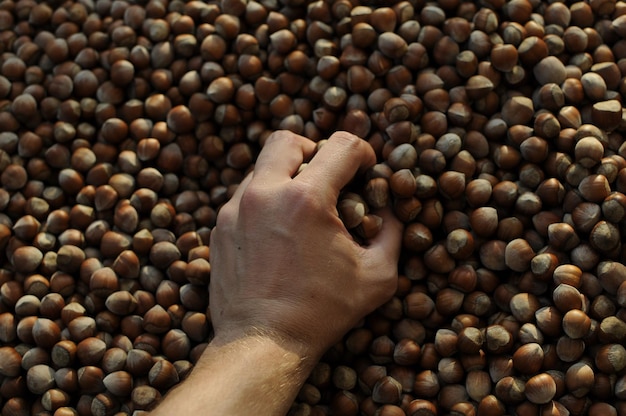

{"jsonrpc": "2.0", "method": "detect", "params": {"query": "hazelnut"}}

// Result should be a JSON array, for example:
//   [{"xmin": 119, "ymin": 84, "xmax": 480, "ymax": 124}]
[
  {"xmin": 512, "ymin": 343, "xmax": 544, "ymax": 374},
  {"xmin": 525, "ymin": 373, "xmax": 557, "ymax": 404},
  {"xmin": 0, "ymin": 346, "xmax": 22, "ymax": 377},
  {"xmin": 27, "ymin": 364, "xmax": 56, "ymax": 395},
  {"xmin": 103, "ymin": 370, "xmax": 133, "ymax": 397},
  {"xmin": 595, "ymin": 344, "xmax": 626, "ymax": 373},
  {"xmin": 148, "ymin": 359, "xmax": 179, "ymax": 391}
]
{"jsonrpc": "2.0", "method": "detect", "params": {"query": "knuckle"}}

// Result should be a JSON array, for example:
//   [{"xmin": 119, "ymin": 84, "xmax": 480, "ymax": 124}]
[
  {"xmin": 289, "ymin": 182, "xmax": 321, "ymax": 209},
  {"xmin": 215, "ymin": 203, "xmax": 236, "ymax": 228},
  {"xmin": 239, "ymin": 185, "xmax": 269, "ymax": 211},
  {"xmin": 263, "ymin": 131, "xmax": 283, "ymax": 146},
  {"xmin": 330, "ymin": 131, "xmax": 363, "ymax": 148},
  {"xmin": 265, "ymin": 130, "xmax": 298, "ymax": 147}
]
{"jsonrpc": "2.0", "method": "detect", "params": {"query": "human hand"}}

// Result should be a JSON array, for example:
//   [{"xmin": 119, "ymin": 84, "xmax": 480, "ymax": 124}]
[{"xmin": 208, "ymin": 130, "xmax": 403, "ymax": 360}]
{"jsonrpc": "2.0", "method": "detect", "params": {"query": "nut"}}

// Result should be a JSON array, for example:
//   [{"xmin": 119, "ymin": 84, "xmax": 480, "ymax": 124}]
[
  {"xmin": 27, "ymin": 364, "xmax": 56, "ymax": 395},
  {"xmin": 103, "ymin": 370, "xmax": 133, "ymax": 397},
  {"xmin": 0, "ymin": 346, "xmax": 22, "ymax": 377},
  {"xmin": 525, "ymin": 373, "xmax": 557, "ymax": 404},
  {"xmin": 512, "ymin": 343, "xmax": 544, "ymax": 374},
  {"xmin": 565, "ymin": 361, "xmax": 595, "ymax": 398},
  {"xmin": 504, "ymin": 238, "xmax": 535, "ymax": 272}
]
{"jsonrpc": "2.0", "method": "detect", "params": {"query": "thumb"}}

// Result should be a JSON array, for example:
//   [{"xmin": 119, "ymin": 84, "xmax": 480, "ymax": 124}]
[{"xmin": 360, "ymin": 205, "xmax": 403, "ymax": 284}]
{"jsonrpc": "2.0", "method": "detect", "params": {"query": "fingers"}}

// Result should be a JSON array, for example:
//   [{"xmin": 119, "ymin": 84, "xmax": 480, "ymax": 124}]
[
  {"xmin": 297, "ymin": 131, "xmax": 376, "ymax": 201},
  {"xmin": 216, "ymin": 131, "xmax": 317, "ymax": 227},
  {"xmin": 253, "ymin": 130, "xmax": 317, "ymax": 183}
]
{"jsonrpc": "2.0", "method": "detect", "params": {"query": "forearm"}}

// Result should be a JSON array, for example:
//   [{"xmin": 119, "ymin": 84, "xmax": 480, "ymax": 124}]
[{"xmin": 150, "ymin": 335, "xmax": 316, "ymax": 416}]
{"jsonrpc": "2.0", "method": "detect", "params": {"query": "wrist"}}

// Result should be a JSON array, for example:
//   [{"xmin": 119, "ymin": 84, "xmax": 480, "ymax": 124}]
[
  {"xmin": 208, "ymin": 328, "xmax": 323, "ymax": 371},
  {"xmin": 194, "ymin": 333, "xmax": 316, "ymax": 414},
  {"xmin": 152, "ymin": 332, "xmax": 318, "ymax": 415}
]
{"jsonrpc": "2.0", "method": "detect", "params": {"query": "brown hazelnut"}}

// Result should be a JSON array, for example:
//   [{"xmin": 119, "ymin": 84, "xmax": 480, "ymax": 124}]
[
  {"xmin": 513, "ymin": 343, "xmax": 544, "ymax": 375},
  {"xmin": 27, "ymin": 364, "xmax": 56, "ymax": 395},
  {"xmin": 103, "ymin": 370, "xmax": 133, "ymax": 397},
  {"xmin": 525, "ymin": 373, "xmax": 557, "ymax": 404}
]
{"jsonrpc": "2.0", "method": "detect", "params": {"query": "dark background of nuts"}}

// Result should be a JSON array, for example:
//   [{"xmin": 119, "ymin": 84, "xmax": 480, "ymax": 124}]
[{"xmin": 1, "ymin": 0, "xmax": 626, "ymax": 415}]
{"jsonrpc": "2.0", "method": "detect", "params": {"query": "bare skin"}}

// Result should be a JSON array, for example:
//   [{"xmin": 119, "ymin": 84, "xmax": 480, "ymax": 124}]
[{"xmin": 150, "ymin": 131, "xmax": 402, "ymax": 415}]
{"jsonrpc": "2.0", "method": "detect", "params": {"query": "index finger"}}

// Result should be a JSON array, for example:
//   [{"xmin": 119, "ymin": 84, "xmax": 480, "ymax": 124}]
[
  {"xmin": 253, "ymin": 130, "xmax": 317, "ymax": 183},
  {"xmin": 296, "ymin": 131, "xmax": 376, "ymax": 201}
]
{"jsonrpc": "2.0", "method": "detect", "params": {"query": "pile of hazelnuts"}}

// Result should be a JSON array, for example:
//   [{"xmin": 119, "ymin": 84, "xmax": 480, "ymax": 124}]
[{"xmin": 1, "ymin": 0, "xmax": 626, "ymax": 415}]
